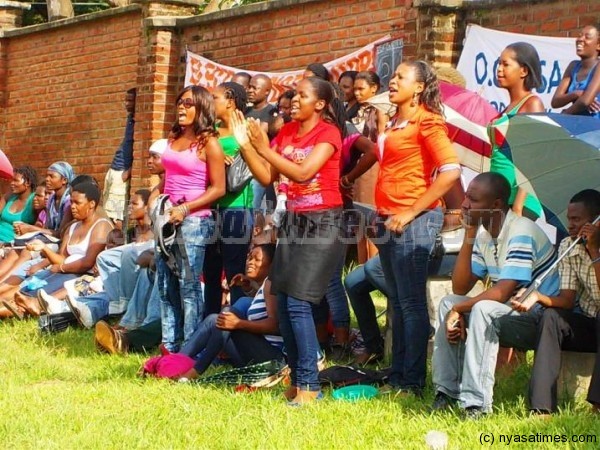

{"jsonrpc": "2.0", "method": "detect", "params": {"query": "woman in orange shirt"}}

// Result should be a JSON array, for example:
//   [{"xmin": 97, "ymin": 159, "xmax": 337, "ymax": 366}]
[{"xmin": 375, "ymin": 61, "xmax": 460, "ymax": 396}]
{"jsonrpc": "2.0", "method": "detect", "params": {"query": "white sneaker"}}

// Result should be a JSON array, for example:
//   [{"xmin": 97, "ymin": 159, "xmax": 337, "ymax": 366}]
[
  {"xmin": 65, "ymin": 295, "xmax": 94, "ymax": 329},
  {"xmin": 38, "ymin": 289, "xmax": 69, "ymax": 315}
]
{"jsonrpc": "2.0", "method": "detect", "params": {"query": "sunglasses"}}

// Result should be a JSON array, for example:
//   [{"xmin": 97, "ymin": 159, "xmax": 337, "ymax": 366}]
[{"xmin": 177, "ymin": 98, "xmax": 195, "ymax": 109}]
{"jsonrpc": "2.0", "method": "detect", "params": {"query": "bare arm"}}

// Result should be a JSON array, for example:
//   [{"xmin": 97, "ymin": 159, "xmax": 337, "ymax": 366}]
[
  {"xmin": 182, "ymin": 137, "xmax": 226, "ymax": 212},
  {"xmin": 563, "ymin": 66, "xmax": 600, "ymax": 114},
  {"xmin": 60, "ymin": 221, "xmax": 113, "ymax": 274},
  {"xmin": 551, "ymin": 61, "xmax": 579, "ymax": 108},
  {"xmin": 452, "ymin": 226, "xmax": 481, "ymax": 295},
  {"xmin": 343, "ymin": 136, "xmax": 378, "ymax": 184}
]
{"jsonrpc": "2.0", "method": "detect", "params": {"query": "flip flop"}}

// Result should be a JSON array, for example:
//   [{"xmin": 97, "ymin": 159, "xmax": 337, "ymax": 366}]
[{"xmin": 2, "ymin": 299, "xmax": 25, "ymax": 320}]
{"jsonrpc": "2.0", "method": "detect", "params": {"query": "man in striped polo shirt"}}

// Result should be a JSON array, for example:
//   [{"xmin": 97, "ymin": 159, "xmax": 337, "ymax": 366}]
[{"xmin": 431, "ymin": 172, "xmax": 559, "ymax": 419}]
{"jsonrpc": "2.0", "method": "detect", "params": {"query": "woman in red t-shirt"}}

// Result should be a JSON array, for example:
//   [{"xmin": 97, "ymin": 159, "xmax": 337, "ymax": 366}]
[
  {"xmin": 232, "ymin": 77, "xmax": 344, "ymax": 405},
  {"xmin": 375, "ymin": 61, "xmax": 460, "ymax": 396}
]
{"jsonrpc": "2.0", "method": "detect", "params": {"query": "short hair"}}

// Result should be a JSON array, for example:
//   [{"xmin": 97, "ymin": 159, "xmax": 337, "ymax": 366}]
[
  {"xmin": 355, "ymin": 71, "xmax": 381, "ymax": 90},
  {"xmin": 570, "ymin": 189, "xmax": 600, "ymax": 218},
  {"xmin": 134, "ymin": 189, "xmax": 151, "ymax": 206},
  {"xmin": 278, "ymin": 89, "xmax": 295, "ymax": 104},
  {"xmin": 126, "ymin": 88, "xmax": 137, "ymax": 97},
  {"xmin": 219, "ymin": 81, "xmax": 248, "ymax": 112},
  {"xmin": 505, "ymin": 42, "xmax": 542, "ymax": 91},
  {"xmin": 72, "ymin": 181, "xmax": 101, "ymax": 206},
  {"xmin": 306, "ymin": 63, "xmax": 330, "ymax": 82},
  {"xmin": 14, "ymin": 165, "xmax": 38, "ymax": 191},
  {"xmin": 473, "ymin": 172, "xmax": 511, "ymax": 206},
  {"xmin": 254, "ymin": 243, "xmax": 276, "ymax": 264},
  {"xmin": 338, "ymin": 70, "xmax": 358, "ymax": 84},
  {"xmin": 71, "ymin": 174, "xmax": 98, "ymax": 188},
  {"xmin": 233, "ymin": 72, "xmax": 251, "ymax": 83}
]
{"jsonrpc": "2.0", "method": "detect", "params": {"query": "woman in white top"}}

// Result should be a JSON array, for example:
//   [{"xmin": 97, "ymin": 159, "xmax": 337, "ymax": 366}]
[{"xmin": 2, "ymin": 182, "xmax": 112, "ymax": 318}]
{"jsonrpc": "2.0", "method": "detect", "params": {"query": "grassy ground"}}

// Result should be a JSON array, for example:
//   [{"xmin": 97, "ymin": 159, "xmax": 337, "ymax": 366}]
[{"xmin": 1, "ymin": 315, "xmax": 598, "ymax": 449}]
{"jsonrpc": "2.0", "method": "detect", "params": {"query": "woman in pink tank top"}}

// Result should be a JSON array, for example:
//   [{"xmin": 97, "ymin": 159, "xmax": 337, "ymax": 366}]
[{"xmin": 157, "ymin": 86, "xmax": 226, "ymax": 352}]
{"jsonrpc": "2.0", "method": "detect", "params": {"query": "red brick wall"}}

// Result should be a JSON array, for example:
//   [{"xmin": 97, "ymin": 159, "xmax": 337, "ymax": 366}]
[
  {"xmin": 0, "ymin": 10, "xmax": 142, "ymax": 187},
  {"xmin": 181, "ymin": 0, "xmax": 414, "ymax": 73},
  {"xmin": 465, "ymin": 0, "xmax": 600, "ymax": 36}
]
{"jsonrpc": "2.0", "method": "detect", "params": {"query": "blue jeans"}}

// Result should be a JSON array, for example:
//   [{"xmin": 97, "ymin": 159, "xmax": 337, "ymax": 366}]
[
  {"xmin": 324, "ymin": 246, "xmax": 350, "ymax": 329},
  {"xmin": 203, "ymin": 208, "xmax": 253, "ymax": 313},
  {"xmin": 345, "ymin": 255, "xmax": 389, "ymax": 354},
  {"xmin": 96, "ymin": 241, "xmax": 153, "ymax": 304},
  {"xmin": 119, "ymin": 268, "xmax": 161, "ymax": 330},
  {"xmin": 158, "ymin": 215, "xmax": 214, "ymax": 352},
  {"xmin": 76, "ymin": 291, "xmax": 110, "ymax": 323},
  {"xmin": 179, "ymin": 313, "xmax": 241, "ymax": 375},
  {"xmin": 374, "ymin": 208, "xmax": 443, "ymax": 390},
  {"xmin": 278, "ymin": 293, "xmax": 320, "ymax": 392}
]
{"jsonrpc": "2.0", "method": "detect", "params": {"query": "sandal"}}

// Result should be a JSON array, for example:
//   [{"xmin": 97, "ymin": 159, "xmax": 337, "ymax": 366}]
[{"xmin": 2, "ymin": 299, "xmax": 26, "ymax": 320}]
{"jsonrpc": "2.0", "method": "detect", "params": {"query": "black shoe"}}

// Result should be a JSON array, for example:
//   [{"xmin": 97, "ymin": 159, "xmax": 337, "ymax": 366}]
[
  {"xmin": 464, "ymin": 406, "xmax": 486, "ymax": 420},
  {"xmin": 431, "ymin": 391, "xmax": 457, "ymax": 411}
]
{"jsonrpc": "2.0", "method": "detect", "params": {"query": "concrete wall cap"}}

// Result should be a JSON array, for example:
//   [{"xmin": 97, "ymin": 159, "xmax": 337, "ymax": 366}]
[
  {"xmin": 132, "ymin": 0, "xmax": 204, "ymax": 6},
  {"xmin": 0, "ymin": 0, "xmax": 31, "ymax": 10}
]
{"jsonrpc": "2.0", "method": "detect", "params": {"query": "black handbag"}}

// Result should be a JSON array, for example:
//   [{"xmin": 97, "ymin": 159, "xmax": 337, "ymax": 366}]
[
  {"xmin": 38, "ymin": 312, "xmax": 79, "ymax": 334},
  {"xmin": 226, "ymin": 153, "xmax": 253, "ymax": 193}
]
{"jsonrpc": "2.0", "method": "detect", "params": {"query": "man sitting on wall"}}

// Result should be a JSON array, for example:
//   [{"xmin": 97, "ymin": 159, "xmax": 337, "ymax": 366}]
[
  {"xmin": 523, "ymin": 189, "xmax": 600, "ymax": 415},
  {"xmin": 431, "ymin": 172, "xmax": 559, "ymax": 419}
]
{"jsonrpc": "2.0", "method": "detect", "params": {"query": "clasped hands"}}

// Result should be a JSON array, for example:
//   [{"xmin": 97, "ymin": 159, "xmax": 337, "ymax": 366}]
[
  {"xmin": 444, "ymin": 308, "xmax": 466, "ymax": 344},
  {"xmin": 231, "ymin": 110, "xmax": 270, "ymax": 154}
]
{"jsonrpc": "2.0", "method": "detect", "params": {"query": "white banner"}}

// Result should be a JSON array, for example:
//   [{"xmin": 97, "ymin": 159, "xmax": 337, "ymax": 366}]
[
  {"xmin": 457, "ymin": 25, "xmax": 575, "ymax": 112},
  {"xmin": 185, "ymin": 36, "xmax": 390, "ymax": 101}
]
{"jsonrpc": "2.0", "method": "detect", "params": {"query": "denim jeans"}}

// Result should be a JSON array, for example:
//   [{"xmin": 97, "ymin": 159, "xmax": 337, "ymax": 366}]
[
  {"xmin": 345, "ymin": 255, "xmax": 389, "ymax": 354},
  {"xmin": 96, "ymin": 241, "xmax": 153, "ymax": 305},
  {"xmin": 76, "ymin": 291, "xmax": 110, "ymax": 324},
  {"xmin": 203, "ymin": 208, "xmax": 253, "ymax": 313},
  {"xmin": 119, "ymin": 268, "xmax": 161, "ymax": 330},
  {"xmin": 158, "ymin": 215, "xmax": 214, "ymax": 352},
  {"xmin": 432, "ymin": 294, "xmax": 541, "ymax": 412},
  {"xmin": 278, "ymin": 293, "xmax": 320, "ymax": 391},
  {"xmin": 374, "ymin": 208, "xmax": 443, "ymax": 390},
  {"xmin": 323, "ymin": 246, "xmax": 350, "ymax": 329},
  {"xmin": 179, "ymin": 313, "xmax": 241, "ymax": 375}
]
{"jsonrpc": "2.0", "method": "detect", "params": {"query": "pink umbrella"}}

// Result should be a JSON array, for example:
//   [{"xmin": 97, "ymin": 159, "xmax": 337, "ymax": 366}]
[
  {"xmin": 0, "ymin": 149, "xmax": 14, "ymax": 179},
  {"xmin": 439, "ymin": 81, "xmax": 498, "ymax": 172}
]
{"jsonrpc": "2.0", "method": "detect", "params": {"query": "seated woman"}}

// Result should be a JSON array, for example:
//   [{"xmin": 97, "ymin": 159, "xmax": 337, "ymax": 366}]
[
  {"xmin": 177, "ymin": 243, "xmax": 282, "ymax": 380},
  {"xmin": 44, "ymin": 189, "xmax": 154, "ymax": 328},
  {"xmin": 0, "ymin": 162, "xmax": 74, "ymax": 283},
  {"xmin": 0, "ymin": 182, "xmax": 112, "ymax": 319},
  {"xmin": 0, "ymin": 166, "xmax": 38, "ymax": 244}
]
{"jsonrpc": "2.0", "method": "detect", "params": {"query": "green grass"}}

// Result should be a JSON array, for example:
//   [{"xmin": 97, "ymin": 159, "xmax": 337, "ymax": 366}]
[{"xmin": 0, "ymin": 319, "xmax": 598, "ymax": 449}]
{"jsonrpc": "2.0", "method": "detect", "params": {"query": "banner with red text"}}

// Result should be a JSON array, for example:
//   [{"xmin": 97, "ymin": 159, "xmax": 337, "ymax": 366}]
[{"xmin": 185, "ymin": 36, "xmax": 390, "ymax": 101}]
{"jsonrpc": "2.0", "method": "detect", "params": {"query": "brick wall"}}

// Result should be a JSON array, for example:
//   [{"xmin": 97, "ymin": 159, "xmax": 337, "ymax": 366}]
[
  {"xmin": 181, "ymin": 0, "xmax": 414, "ymax": 73},
  {"xmin": 465, "ymin": 0, "xmax": 600, "ymax": 36},
  {"xmin": 0, "ymin": 8, "xmax": 142, "ymax": 187}
]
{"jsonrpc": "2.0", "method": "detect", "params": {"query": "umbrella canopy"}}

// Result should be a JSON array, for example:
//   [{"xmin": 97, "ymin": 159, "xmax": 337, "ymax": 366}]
[
  {"xmin": 366, "ymin": 84, "xmax": 498, "ymax": 172},
  {"xmin": 439, "ymin": 82, "xmax": 498, "ymax": 173},
  {"xmin": 0, "ymin": 148, "xmax": 14, "ymax": 179},
  {"xmin": 497, "ymin": 113, "xmax": 600, "ymax": 231}
]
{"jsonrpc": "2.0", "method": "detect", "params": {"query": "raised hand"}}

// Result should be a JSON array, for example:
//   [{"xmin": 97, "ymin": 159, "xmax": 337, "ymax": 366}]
[{"xmin": 231, "ymin": 110, "xmax": 250, "ymax": 148}]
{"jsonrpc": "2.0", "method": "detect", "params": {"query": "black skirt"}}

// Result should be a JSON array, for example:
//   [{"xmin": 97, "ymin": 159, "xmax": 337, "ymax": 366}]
[{"xmin": 270, "ymin": 208, "xmax": 344, "ymax": 304}]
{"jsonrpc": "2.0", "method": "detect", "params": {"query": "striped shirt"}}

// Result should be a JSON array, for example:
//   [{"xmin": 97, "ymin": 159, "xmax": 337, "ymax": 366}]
[
  {"xmin": 247, "ymin": 280, "xmax": 284, "ymax": 351},
  {"xmin": 557, "ymin": 237, "xmax": 600, "ymax": 318},
  {"xmin": 472, "ymin": 210, "xmax": 559, "ymax": 296}
]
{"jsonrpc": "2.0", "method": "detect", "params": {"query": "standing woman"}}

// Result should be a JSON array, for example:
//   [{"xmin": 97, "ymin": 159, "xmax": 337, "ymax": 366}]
[
  {"xmin": 158, "ymin": 86, "xmax": 225, "ymax": 352},
  {"xmin": 375, "ymin": 61, "xmax": 460, "ymax": 396},
  {"xmin": 0, "ymin": 166, "xmax": 38, "ymax": 244},
  {"xmin": 232, "ymin": 77, "xmax": 344, "ymax": 405},
  {"xmin": 338, "ymin": 71, "xmax": 359, "ymax": 120},
  {"xmin": 489, "ymin": 42, "xmax": 545, "ymax": 219},
  {"xmin": 203, "ymin": 82, "xmax": 254, "ymax": 314},
  {"xmin": 551, "ymin": 24, "xmax": 600, "ymax": 118}
]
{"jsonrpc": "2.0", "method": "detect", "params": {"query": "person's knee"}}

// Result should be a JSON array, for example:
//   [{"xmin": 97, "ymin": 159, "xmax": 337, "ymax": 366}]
[{"xmin": 438, "ymin": 295, "xmax": 463, "ymax": 318}]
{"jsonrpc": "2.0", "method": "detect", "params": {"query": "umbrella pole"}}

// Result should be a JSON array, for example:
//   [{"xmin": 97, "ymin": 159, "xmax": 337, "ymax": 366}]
[{"xmin": 519, "ymin": 214, "xmax": 600, "ymax": 303}]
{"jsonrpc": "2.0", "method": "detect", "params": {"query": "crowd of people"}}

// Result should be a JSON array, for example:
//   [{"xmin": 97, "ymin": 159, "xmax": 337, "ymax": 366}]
[{"xmin": 0, "ymin": 24, "xmax": 599, "ymax": 414}]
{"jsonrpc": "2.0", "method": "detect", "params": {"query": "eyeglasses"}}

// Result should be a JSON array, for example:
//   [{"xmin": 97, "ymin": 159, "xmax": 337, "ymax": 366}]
[{"xmin": 177, "ymin": 98, "xmax": 195, "ymax": 109}]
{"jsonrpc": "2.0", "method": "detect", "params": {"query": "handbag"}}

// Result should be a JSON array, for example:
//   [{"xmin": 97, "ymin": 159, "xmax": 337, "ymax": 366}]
[
  {"xmin": 226, "ymin": 153, "xmax": 253, "ymax": 193},
  {"xmin": 38, "ymin": 312, "xmax": 79, "ymax": 334}
]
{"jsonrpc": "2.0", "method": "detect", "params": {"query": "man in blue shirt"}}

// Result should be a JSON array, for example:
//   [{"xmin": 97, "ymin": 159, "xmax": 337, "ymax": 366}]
[
  {"xmin": 103, "ymin": 88, "xmax": 136, "ymax": 226},
  {"xmin": 431, "ymin": 172, "xmax": 559, "ymax": 418}
]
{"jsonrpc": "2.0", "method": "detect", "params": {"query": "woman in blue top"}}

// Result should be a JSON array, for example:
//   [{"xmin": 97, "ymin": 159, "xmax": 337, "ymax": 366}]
[
  {"xmin": 0, "ymin": 166, "xmax": 38, "ymax": 243},
  {"xmin": 551, "ymin": 25, "xmax": 600, "ymax": 118}
]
